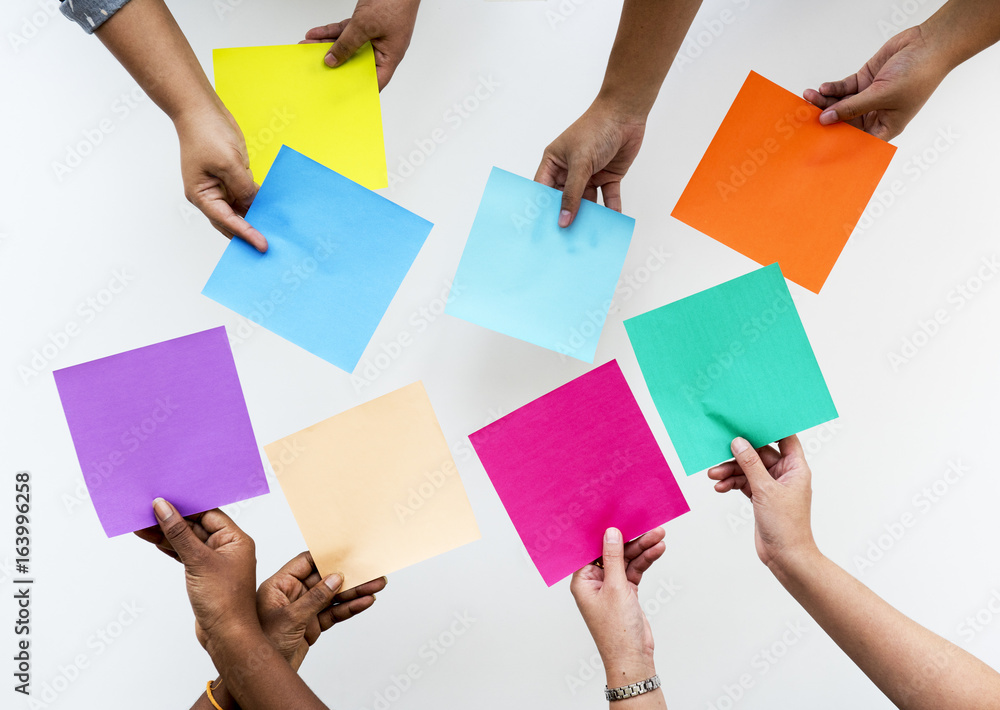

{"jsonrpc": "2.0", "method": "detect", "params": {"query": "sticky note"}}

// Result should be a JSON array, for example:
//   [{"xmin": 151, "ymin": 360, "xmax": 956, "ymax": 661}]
[
  {"xmin": 52, "ymin": 327, "xmax": 268, "ymax": 537},
  {"xmin": 672, "ymin": 71, "xmax": 896, "ymax": 293},
  {"xmin": 469, "ymin": 360, "xmax": 689, "ymax": 586},
  {"xmin": 202, "ymin": 146, "xmax": 432, "ymax": 372},
  {"xmin": 213, "ymin": 42, "xmax": 386, "ymax": 187},
  {"xmin": 266, "ymin": 382, "xmax": 480, "ymax": 588},
  {"xmin": 624, "ymin": 264, "xmax": 838, "ymax": 474},
  {"xmin": 446, "ymin": 167, "xmax": 635, "ymax": 362}
]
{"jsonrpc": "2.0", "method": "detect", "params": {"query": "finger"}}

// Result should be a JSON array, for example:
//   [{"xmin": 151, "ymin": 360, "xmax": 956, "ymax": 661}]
[
  {"xmin": 707, "ymin": 445, "xmax": 780, "ymax": 480},
  {"xmin": 197, "ymin": 508, "xmax": 246, "ymax": 545},
  {"xmin": 289, "ymin": 573, "xmax": 344, "ymax": 622},
  {"xmin": 625, "ymin": 541, "xmax": 665, "ymax": 586},
  {"xmin": 559, "ymin": 160, "xmax": 593, "ymax": 228},
  {"xmin": 623, "ymin": 527, "xmax": 665, "ymax": 562},
  {"xmin": 152, "ymin": 498, "xmax": 206, "ymax": 565},
  {"xmin": 214, "ymin": 167, "xmax": 267, "ymax": 252},
  {"xmin": 134, "ymin": 527, "xmax": 165, "ymax": 546},
  {"xmin": 599, "ymin": 180, "xmax": 623, "ymax": 213},
  {"xmin": 731, "ymin": 438, "xmax": 777, "ymax": 493},
  {"xmin": 818, "ymin": 86, "xmax": 882, "ymax": 126},
  {"xmin": 818, "ymin": 74, "xmax": 861, "ymax": 99},
  {"xmin": 304, "ymin": 22, "xmax": 346, "ymax": 41},
  {"xmin": 318, "ymin": 595, "xmax": 376, "ymax": 631},
  {"xmin": 334, "ymin": 576, "xmax": 387, "ymax": 603},
  {"xmin": 778, "ymin": 434, "xmax": 805, "ymax": 460},
  {"xmin": 802, "ymin": 89, "xmax": 837, "ymax": 110},
  {"xmin": 274, "ymin": 552, "xmax": 317, "ymax": 582},
  {"xmin": 713, "ymin": 474, "xmax": 747, "ymax": 493},
  {"xmin": 325, "ymin": 18, "xmax": 370, "ymax": 68},
  {"xmin": 533, "ymin": 155, "xmax": 563, "ymax": 189},
  {"xmin": 599, "ymin": 527, "xmax": 628, "ymax": 589}
]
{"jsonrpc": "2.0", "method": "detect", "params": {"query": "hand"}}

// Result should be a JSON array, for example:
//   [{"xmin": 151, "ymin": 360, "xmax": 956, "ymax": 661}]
[
  {"xmin": 535, "ymin": 98, "xmax": 645, "ymax": 228},
  {"xmin": 301, "ymin": 0, "xmax": 421, "ymax": 91},
  {"xmin": 707, "ymin": 436, "xmax": 817, "ymax": 570},
  {"xmin": 256, "ymin": 552, "xmax": 387, "ymax": 670},
  {"xmin": 803, "ymin": 25, "xmax": 950, "ymax": 141},
  {"xmin": 151, "ymin": 499, "xmax": 259, "ymax": 648},
  {"xmin": 570, "ymin": 527, "xmax": 665, "ymax": 683},
  {"xmin": 174, "ymin": 103, "xmax": 268, "ymax": 251}
]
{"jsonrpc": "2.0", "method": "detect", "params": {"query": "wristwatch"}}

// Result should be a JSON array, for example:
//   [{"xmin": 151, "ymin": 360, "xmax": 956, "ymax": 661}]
[{"xmin": 605, "ymin": 674, "xmax": 661, "ymax": 701}]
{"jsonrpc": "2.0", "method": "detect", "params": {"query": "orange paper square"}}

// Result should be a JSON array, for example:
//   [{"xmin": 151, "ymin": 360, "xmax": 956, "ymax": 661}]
[{"xmin": 672, "ymin": 71, "xmax": 896, "ymax": 293}]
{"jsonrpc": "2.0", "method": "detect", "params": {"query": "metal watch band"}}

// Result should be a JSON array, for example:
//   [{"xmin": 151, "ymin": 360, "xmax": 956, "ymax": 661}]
[{"xmin": 605, "ymin": 674, "xmax": 661, "ymax": 701}]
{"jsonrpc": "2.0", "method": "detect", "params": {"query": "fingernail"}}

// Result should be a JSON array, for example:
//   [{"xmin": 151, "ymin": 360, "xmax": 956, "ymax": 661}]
[
  {"xmin": 153, "ymin": 498, "xmax": 173, "ymax": 522},
  {"xmin": 381, "ymin": 576, "xmax": 388, "ymax": 585},
  {"xmin": 605, "ymin": 527, "xmax": 621, "ymax": 543},
  {"xmin": 819, "ymin": 109, "xmax": 837, "ymax": 125},
  {"xmin": 558, "ymin": 210, "xmax": 571, "ymax": 228},
  {"xmin": 731, "ymin": 437, "xmax": 750, "ymax": 455},
  {"xmin": 324, "ymin": 573, "xmax": 343, "ymax": 590},
  {"xmin": 325, "ymin": 53, "xmax": 338, "ymax": 68}
]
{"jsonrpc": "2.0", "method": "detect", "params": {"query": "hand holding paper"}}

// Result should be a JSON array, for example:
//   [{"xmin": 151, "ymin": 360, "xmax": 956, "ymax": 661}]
[{"xmin": 302, "ymin": 0, "xmax": 421, "ymax": 90}]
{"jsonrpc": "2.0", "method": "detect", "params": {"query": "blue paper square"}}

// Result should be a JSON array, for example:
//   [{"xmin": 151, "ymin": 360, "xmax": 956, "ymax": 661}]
[
  {"xmin": 446, "ymin": 168, "xmax": 635, "ymax": 362},
  {"xmin": 202, "ymin": 146, "xmax": 432, "ymax": 372}
]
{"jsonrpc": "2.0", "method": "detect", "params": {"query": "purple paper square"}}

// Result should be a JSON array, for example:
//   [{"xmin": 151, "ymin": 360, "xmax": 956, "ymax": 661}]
[{"xmin": 53, "ymin": 326, "xmax": 268, "ymax": 536}]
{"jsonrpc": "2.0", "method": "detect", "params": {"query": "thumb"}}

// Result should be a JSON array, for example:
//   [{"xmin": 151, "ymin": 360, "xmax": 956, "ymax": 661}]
[
  {"xmin": 291, "ymin": 573, "xmax": 344, "ymax": 620},
  {"xmin": 731, "ymin": 438, "xmax": 776, "ymax": 494},
  {"xmin": 600, "ymin": 528, "xmax": 628, "ymax": 589},
  {"xmin": 215, "ymin": 164, "xmax": 267, "ymax": 252},
  {"xmin": 558, "ymin": 159, "xmax": 592, "ymax": 228},
  {"xmin": 325, "ymin": 19, "xmax": 370, "ymax": 68},
  {"xmin": 818, "ymin": 86, "xmax": 881, "ymax": 126},
  {"xmin": 152, "ymin": 498, "xmax": 205, "ymax": 566}
]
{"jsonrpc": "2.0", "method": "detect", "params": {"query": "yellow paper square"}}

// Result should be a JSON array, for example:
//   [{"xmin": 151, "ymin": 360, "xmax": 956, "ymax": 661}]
[
  {"xmin": 266, "ymin": 382, "xmax": 480, "ymax": 588},
  {"xmin": 213, "ymin": 43, "xmax": 387, "ymax": 188}
]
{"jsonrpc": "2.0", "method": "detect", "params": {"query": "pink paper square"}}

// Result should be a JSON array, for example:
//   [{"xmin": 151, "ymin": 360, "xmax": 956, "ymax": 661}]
[{"xmin": 469, "ymin": 360, "xmax": 689, "ymax": 585}]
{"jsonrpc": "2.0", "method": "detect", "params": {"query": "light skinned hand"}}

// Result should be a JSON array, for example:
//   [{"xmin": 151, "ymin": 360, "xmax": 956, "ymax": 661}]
[
  {"xmin": 174, "ymin": 104, "xmax": 267, "ymax": 252},
  {"xmin": 301, "ymin": 0, "xmax": 421, "ymax": 91},
  {"xmin": 535, "ymin": 99, "xmax": 646, "ymax": 228},
  {"xmin": 256, "ymin": 552, "xmax": 386, "ymax": 670},
  {"xmin": 570, "ymin": 527, "xmax": 665, "ymax": 681},
  {"xmin": 706, "ymin": 436, "xmax": 816, "ymax": 569},
  {"xmin": 803, "ymin": 26, "xmax": 949, "ymax": 141},
  {"xmin": 151, "ymin": 499, "xmax": 267, "ymax": 648}
]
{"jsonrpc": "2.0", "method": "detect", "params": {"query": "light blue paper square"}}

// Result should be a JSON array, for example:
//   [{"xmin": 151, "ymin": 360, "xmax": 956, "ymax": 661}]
[
  {"xmin": 202, "ymin": 146, "xmax": 432, "ymax": 372},
  {"xmin": 446, "ymin": 168, "xmax": 635, "ymax": 362}
]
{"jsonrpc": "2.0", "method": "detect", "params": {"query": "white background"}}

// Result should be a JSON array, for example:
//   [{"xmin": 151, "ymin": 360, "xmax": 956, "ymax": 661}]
[{"xmin": 3, "ymin": 0, "xmax": 1000, "ymax": 708}]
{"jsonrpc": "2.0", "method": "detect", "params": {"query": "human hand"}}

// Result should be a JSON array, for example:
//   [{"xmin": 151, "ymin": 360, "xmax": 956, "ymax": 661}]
[
  {"xmin": 301, "ymin": 0, "xmax": 420, "ymax": 91},
  {"xmin": 803, "ymin": 26, "xmax": 951, "ymax": 141},
  {"xmin": 570, "ymin": 527, "xmax": 665, "ymax": 684},
  {"xmin": 150, "ymin": 499, "xmax": 260, "ymax": 649},
  {"xmin": 174, "ymin": 103, "xmax": 267, "ymax": 252},
  {"xmin": 535, "ymin": 98, "xmax": 645, "ymax": 228},
  {"xmin": 707, "ymin": 436, "xmax": 817, "ymax": 570},
  {"xmin": 257, "ymin": 552, "xmax": 387, "ymax": 671}
]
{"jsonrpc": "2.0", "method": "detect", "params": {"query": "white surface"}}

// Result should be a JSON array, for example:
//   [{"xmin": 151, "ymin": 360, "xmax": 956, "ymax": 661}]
[{"xmin": 2, "ymin": 0, "xmax": 1000, "ymax": 708}]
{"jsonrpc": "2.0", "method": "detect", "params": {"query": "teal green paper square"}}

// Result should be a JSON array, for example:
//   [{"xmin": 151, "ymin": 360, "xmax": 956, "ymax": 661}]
[{"xmin": 624, "ymin": 263, "xmax": 837, "ymax": 474}]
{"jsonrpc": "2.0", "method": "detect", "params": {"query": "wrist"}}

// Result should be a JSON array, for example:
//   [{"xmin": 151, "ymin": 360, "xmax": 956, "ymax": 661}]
[
  {"xmin": 204, "ymin": 617, "xmax": 267, "ymax": 662},
  {"xmin": 916, "ymin": 16, "xmax": 966, "ymax": 76},
  {"xmin": 766, "ymin": 541, "xmax": 823, "ymax": 585},
  {"xmin": 602, "ymin": 652, "xmax": 656, "ymax": 689},
  {"xmin": 592, "ymin": 88, "xmax": 652, "ymax": 126}
]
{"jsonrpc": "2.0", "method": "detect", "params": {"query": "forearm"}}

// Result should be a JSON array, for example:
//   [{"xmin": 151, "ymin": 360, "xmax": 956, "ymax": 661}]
[
  {"xmin": 94, "ymin": 0, "xmax": 220, "ymax": 122},
  {"xmin": 597, "ymin": 0, "xmax": 704, "ymax": 118},
  {"xmin": 206, "ymin": 627, "xmax": 329, "ymax": 710},
  {"xmin": 922, "ymin": 0, "xmax": 1000, "ymax": 71},
  {"xmin": 772, "ymin": 547, "xmax": 1000, "ymax": 710}
]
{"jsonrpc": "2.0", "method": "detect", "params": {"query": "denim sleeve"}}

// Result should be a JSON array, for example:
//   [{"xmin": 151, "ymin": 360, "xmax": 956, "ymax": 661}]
[{"xmin": 60, "ymin": 0, "xmax": 132, "ymax": 34}]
